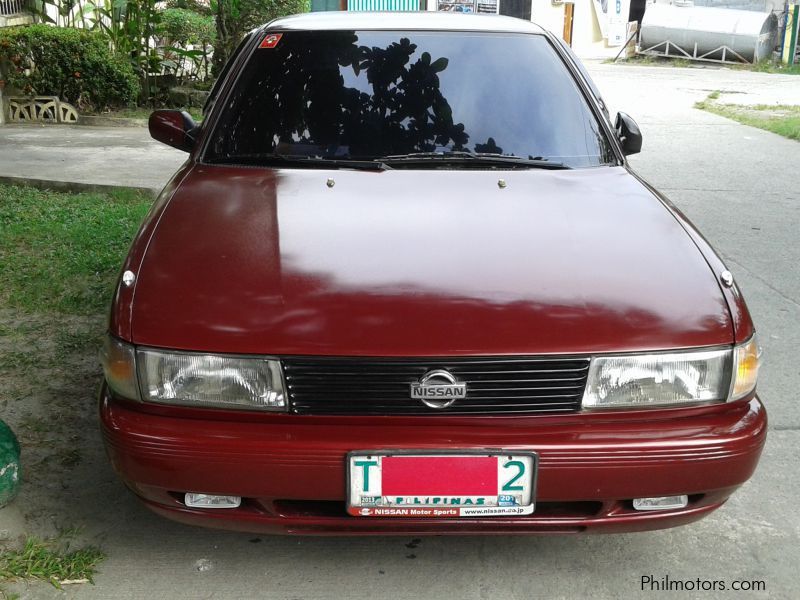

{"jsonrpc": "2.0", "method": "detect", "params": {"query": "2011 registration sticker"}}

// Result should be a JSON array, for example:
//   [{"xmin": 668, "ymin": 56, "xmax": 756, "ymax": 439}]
[{"xmin": 347, "ymin": 451, "xmax": 537, "ymax": 517}]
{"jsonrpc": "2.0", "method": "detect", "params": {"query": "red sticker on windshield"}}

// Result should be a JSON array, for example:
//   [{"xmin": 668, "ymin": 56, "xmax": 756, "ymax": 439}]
[{"xmin": 259, "ymin": 33, "xmax": 283, "ymax": 49}]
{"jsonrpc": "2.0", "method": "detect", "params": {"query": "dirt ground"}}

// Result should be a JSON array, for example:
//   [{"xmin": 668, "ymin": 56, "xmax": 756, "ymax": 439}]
[{"xmin": 0, "ymin": 310, "xmax": 109, "ymax": 594}]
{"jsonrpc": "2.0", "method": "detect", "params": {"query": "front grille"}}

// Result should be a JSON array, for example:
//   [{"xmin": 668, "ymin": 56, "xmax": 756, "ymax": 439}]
[{"xmin": 282, "ymin": 356, "xmax": 590, "ymax": 415}]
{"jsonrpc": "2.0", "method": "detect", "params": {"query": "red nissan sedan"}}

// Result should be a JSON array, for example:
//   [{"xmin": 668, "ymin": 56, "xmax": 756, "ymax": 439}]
[{"xmin": 100, "ymin": 12, "xmax": 766, "ymax": 534}]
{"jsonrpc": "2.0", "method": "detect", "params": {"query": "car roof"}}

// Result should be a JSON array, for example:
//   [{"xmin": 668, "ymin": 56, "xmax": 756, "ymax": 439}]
[{"xmin": 264, "ymin": 11, "xmax": 547, "ymax": 35}]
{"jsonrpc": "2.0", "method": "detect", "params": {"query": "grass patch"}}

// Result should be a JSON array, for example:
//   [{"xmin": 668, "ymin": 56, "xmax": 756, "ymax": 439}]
[
  {"xmin": 615, "ymin": 56, "xmax": 800, "ymax": 74},
  {"xmin": 0, "ymin": 185, "xmax": 151, "ymax": 314},
  {"xmin": 609, "ymin": 55, "xmax": 696, "ymax": 68},
  {"xmin": 0, "ymin": 537, "xmax": 104, "ymax": 588},
  {"xmin": 745, "ymin": 61, "xmax": 800, "ymax": 75},
  {"xmin": 695, "ymin": 92, "xmax": 800, "ymax": 141},
  {"xmin": 54, "ymin": 328, "xmax": 103, "ymax": 359},
  {"xmin": 0, "ymin": 350, "xmax": 38, "ymax": 375}
]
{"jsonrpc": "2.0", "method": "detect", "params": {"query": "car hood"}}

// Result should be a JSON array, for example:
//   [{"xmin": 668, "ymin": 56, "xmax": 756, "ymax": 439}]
[{"xmin": 127, "ymin": 165, "xmax": 733, "ymax": 355}]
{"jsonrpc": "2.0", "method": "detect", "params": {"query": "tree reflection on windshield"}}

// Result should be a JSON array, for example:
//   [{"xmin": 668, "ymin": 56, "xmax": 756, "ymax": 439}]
[{"xmin": 218, "ymin": 32, "xmax": 476, "ymax": 158}]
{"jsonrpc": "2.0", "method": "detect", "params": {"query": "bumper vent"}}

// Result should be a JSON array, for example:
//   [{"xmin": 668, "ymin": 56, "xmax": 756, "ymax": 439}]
[{"xmin": 282, "ymin": 356, "xmax": 590, "ymax": 415}]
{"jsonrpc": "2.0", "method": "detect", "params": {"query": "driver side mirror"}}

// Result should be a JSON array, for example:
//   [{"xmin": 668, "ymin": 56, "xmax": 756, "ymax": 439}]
[
  {"xmin": 615, "ymin": 112, "xmax": 642, "ymax": 156},
  {"xmin": 148, "ymin": 110, "xmax": 199, "ymax": 153}
]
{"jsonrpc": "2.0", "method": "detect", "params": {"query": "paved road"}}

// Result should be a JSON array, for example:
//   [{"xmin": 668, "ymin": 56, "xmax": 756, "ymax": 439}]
[{"xmin": 1, "ymin": 64, "xmax": 798, "ymax": 599}]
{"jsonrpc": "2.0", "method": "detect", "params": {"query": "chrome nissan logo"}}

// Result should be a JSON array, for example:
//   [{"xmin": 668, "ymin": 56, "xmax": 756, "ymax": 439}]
[{"xmin": 409, "ymin": 369, "xmax": 467, "ymax": 409}]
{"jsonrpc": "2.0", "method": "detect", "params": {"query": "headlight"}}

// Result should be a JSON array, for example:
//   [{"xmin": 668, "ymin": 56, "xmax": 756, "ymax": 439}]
[
  {"xmin": 137, "ymin": 348, "xmax": 286, "ymax": 410},
  {"xmin": 101, "ymin": 336, "xmax": 286, "ymax": 411},
  {"xmin": 582, "ymin": 348, "xmax": 732, "ymax": 409}
]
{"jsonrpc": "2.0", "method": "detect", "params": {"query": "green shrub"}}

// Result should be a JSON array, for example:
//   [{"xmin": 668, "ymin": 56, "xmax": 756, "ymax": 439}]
[
  {"xmin": 164, "ymin": 0, "xmax": 212, "ymax": 14},
  {"xmin": 159, "ymin": 8, "xmax": 215, "ymax": 46},
  {"xmin": 0, "ymin": 25, "xmax": 139, "ymax": 111}
]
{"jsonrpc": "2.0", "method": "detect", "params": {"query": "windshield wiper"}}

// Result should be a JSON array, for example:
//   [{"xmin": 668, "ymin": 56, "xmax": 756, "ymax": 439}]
[
  {"xmin": 207, "ymin": 151, "xmax": 568, "ymax": 170},
  {"xmin": 377, "ymin": 151, "xmax": 569, "ymax": 169},
  {"xmin": 206, "ymin": 153, "xmax": 392, "ymax": 171}
]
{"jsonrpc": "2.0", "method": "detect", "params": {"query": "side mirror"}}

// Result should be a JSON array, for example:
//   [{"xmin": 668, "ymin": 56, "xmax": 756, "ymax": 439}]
[
  {"xmin": 615, "ymin": 112, "xmax": 642, "ymax": 156},
  {"xmin": 148, "ymin": 110, "xmax": 198, "ymax": 152}
]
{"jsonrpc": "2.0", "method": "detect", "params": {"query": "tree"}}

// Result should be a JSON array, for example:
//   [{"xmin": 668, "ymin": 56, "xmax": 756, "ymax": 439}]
[
  {"xmin": 159, "ymin": 7, "xmax": 216, "ymax": 82},
  {"xmin": 211, "ymin": 0, "xmax": 309, "ymax": 77}
]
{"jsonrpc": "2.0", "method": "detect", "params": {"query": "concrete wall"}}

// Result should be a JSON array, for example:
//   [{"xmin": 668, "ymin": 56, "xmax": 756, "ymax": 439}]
[{"xmin": 530, "ymin": 0, "xmax": 565, "ymax": 36}]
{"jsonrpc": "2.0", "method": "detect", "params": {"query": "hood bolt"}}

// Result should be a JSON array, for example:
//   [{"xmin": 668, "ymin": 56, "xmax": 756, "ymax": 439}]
[
  {"xmin": 720, "ymin": 270, "xmax": 734, "ymax": 288},
  {"xmin": 326, "ymin": 178, "xmax": 335, "ymax": 188},
  {"xmin": 497, "ymin": 179, "xmax": 507, "ymax": 189},
  {"xmin": 122, "ymin": 270, "xmax": 136, "ymax": 287}
]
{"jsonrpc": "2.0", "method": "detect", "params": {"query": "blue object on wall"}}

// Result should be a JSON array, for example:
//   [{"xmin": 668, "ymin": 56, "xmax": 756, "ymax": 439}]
[{"xmin": 311, "ymin": 0, "xmax": 342, "ymax": 11}]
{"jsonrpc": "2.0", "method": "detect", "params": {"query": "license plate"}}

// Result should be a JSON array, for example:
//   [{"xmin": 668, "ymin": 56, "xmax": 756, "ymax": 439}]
[{"xmin": 347, "ymin": 451, "xmax": 537, "ymax": 517}]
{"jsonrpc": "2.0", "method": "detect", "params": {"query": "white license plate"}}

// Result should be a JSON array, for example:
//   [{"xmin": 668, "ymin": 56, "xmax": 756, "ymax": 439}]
[{"xmin": 347, "ymin": 451, "xmax": 537, "ymax": 517}]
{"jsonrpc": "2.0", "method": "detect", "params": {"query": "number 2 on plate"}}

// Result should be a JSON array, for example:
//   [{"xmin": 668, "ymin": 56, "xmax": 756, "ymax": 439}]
[{"xmin": 502, "ymin": 460, "xmax": 525, "ymax": 491}]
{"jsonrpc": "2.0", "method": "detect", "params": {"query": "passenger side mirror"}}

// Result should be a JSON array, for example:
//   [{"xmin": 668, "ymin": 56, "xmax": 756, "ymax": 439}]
[
  {"xmin": 615, "ymin": 112, "xmax": 642, "ymax": 156},
  {"xmin": 148, "ymin": 110, "xmax": 199, "ymax": 153}
]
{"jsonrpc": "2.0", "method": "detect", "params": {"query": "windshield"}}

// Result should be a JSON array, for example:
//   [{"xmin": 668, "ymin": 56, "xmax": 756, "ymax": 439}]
[{"xmin": 206, "ymin": 30, "xmax": 616, "ymax": 168}]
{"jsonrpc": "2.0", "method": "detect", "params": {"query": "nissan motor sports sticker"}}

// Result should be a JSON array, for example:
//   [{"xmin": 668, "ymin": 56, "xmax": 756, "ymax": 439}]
[{"xmin": 354, "ymin": 505, "xmax": 534, "ymax": 517}]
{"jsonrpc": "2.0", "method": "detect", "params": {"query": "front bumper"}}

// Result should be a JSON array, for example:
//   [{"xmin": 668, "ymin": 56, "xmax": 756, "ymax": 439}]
[{"xmin": 100, "ymin": 386, "xmax": 766, "ymax": 535}]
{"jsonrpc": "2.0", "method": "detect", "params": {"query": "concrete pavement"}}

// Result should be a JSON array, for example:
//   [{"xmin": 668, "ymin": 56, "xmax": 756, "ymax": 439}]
[
  {"xmin": 0, "ymin": 63, "xmax": 799, "ymax": 599},
  {"xmin": 0, "ymin": 124, "xmax": 185, "ymax": 194}
]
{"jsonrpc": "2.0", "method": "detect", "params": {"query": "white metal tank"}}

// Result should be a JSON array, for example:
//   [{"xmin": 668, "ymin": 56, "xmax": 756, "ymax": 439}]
[{"xmin": 640, "ymin": 3, "xmax": 778, "ymax": 62}]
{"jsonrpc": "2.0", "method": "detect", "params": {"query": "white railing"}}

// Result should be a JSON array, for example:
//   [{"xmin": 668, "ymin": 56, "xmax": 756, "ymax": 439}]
[{"xmin": 0, "ymin": 0, "xmax": 30, "ymax": 17}]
